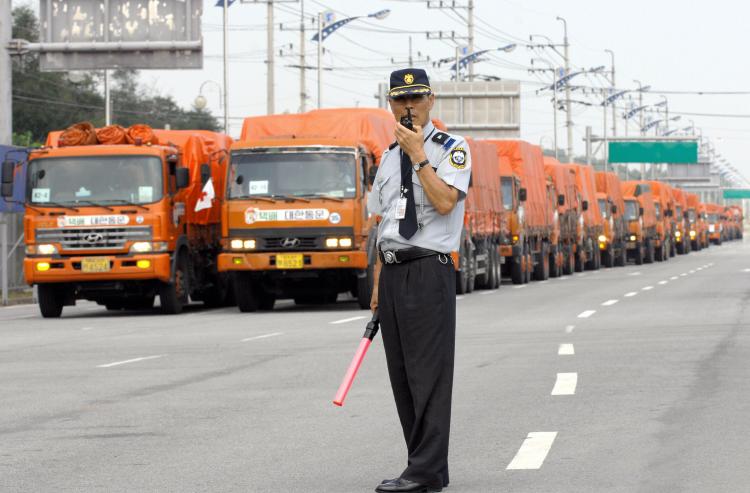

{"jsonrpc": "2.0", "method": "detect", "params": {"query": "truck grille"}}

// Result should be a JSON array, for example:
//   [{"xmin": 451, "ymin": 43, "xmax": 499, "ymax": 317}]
[
  {"xmin": 263, "ymin": 237, "xmax": 319, "ymax": 250},
  {"xmin": 36, "ymin": 227, "xmax": 152, "ymax": 251}
]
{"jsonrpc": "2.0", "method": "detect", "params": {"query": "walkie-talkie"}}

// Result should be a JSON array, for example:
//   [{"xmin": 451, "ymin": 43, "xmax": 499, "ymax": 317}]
[{"xmin": 400, "ymin": 108, "xmax": 415, "ymax": 132}]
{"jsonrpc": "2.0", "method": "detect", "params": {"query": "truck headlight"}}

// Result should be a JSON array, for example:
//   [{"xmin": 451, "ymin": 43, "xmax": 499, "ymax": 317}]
[
  {"xmin": 325, "ymin": 238, "xmax": 339, "ymax": 248},
  {"xmin": 689, "ymin": 230, "xmax": 696, "ymax": 239},
  {"xmin": 675, "ymin": 231, "xmax": 681, "ymax": 238},
  {"xmin": 130, "ymin": 241, "xmax": 168, "ymax": 253},
  {"xmin": 230, "ymin": 239, "xmax": 255, "ymax": 250},
  {"xmin": 629, "ymin": 235, "xmax": 637, "ymax": 241},
  {"xmin": 36, "ymin": 244, "xmax": 58, "ymax": 255},
  {"xmin": 338, "ymin": 237, "xmax": 353, "ymax": 248},
  {"xmin": 243, "ymin": 239, "xmax": 256, "ymax": 250},
  {"xmin": 598, "ymin": 235, "xmax": 607, "ymax": 243}
]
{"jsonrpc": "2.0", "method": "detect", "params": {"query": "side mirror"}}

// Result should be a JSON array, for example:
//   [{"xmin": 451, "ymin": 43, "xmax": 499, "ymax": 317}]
[
  {"xmin": 200, "ymin": 163, "xmax": 211, "ymax": 186},
  {"xmin": 684, "ymin": 211, "xmax": 689, "ymax": 220},
  {"xmin": 1, "ymin": 160, "xmax": 13, "ymax": 198},
  {"xmin": 518, "ymin": 188, "xmax": 527, "ymax": 202},
  {"xmin": 634, "ymin": 184, "xmax": 642, "ymax": 196},
  {"xmin": 557, "ymin": 194, "xmax": 565, "ymax": 206},
  {"xmin": 639, "ymin": 207, "xmax": 644, "ymax": 217},
  {"xmin": 582, "ymin": 200, "xmax": 589, "ymax": 211},
  {"xmin": 236, "ymin": 175, "xmax": 245, "ymax": 186},
  {"xmin": 176, "ymin": 167, "xmax": 190, "ymax": 190},
  {"xmin": 611, "ymin": 205, "xmax": 618, "ymax": 215},
  {"xmin": 368, "ymin": 165, "xmax": 378, "ymax": 186}
]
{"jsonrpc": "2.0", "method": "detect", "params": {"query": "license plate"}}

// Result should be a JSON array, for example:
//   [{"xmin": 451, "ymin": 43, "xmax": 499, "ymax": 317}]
[
  {"xmin": 276, "ymin": 253, "xmax": 304, "ymax": 269},
  {"xmin": 81, "ymin": 257, "xmax": 111, "ymax": 273}
]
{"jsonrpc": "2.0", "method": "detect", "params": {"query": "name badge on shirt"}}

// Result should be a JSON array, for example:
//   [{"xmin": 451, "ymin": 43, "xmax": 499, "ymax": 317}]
[{"xmin": 395, "ymin": 197, "xmax": 407, "ymax": 220}]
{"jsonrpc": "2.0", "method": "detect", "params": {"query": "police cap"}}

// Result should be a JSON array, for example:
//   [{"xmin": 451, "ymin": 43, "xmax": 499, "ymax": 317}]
[{"xmin": 388, "ymin": 68, "xmax": 432, "ymax": 98}]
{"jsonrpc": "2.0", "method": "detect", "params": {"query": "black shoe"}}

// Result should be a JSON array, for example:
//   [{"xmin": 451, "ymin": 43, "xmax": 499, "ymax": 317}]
[
  {"xmin": 381, "ymin": 478, "xmax": 400, "ymax": 485},
  {"xmin": 374, "ymin": 478, "xmax": 442, "ymax": 492}
]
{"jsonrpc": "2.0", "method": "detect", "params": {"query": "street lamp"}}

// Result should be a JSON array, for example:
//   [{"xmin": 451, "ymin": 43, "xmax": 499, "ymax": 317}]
[
  {"xmin": 312, "ymin": 9, "xmax": 390, "ymax": 109},
  {"xmin": 530, "ymin": 57, "xmax": 560, "ymax": 159},
  {"xmin": 450, "ymin": 44, "xmax": 516, "ymax": 81},
  {"xmin": 194, "ymin": 80, "xmax": 225, "ymax": 132}
]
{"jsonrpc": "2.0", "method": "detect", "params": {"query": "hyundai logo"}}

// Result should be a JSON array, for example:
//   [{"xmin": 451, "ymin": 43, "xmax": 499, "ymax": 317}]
[
  {"xmin": 84, "ymin": 233, "xmax": 104, "ymax": 244},
  {"xmin": 280, "ymin": 237, "xmax": 300, "ymax": 248}
]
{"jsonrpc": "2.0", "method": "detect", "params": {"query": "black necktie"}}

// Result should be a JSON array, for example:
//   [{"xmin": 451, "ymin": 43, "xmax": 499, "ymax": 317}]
[{"xmin": 399, "ymin": 150, "xmax": 419, "ymax": 239}]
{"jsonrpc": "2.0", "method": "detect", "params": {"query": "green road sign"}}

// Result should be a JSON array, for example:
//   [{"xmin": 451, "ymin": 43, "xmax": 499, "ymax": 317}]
[
  {"xmin": 608, "ymin": 141, "xmax": 698, "ymax": 164},
  {"xmin": 723, "ymin": 189, "xmax": 750, "ymax": 199}
]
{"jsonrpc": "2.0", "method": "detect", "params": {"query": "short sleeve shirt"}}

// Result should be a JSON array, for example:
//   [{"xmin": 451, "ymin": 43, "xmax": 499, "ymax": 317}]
[{"xmin": 367, "ymin": 120, "xmax": 472, "ymax": 253}]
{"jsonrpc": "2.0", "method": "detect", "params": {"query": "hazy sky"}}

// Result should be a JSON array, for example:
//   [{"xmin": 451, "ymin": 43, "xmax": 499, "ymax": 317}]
[{"xmin": 37, "ymin": 1, "xmax": 750, "ymax": 179}]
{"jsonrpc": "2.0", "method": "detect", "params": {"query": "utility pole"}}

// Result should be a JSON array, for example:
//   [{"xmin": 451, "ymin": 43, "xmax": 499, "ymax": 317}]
[
  {"xmin": 605, "ymin": 49, "xmax": 616, "ymax": 136},
  {"xmin": 408, "ymin": 35, "xmax": 413, "ymax": 66},
  {"xmin": 557, "ymin": 17, "xmax": 573, "ymax": 160},
  {"xmin": 467, "ymin": 0, "xmax": 474, "ymax": 81},
  {"xmin": 1, "ymin": 0, "xmax": 11, "ymax": 146},
  {"xmin": 223, "ymin": 0, "xmax": 229, "ymax": 133},
  {"xmin": 317, "ymin": 11, "xmax": 322, "ymax": 109},
  {"xmin": 104, "ymin": 70, "xmax": 111, "ymax": 125},
  {"xmin": 267, "ymin": 1, "xmax": 275, "ymax": 115},
  {"xmin": 299, "ymin": 0, "xmax": 306, "ymax": 112}
]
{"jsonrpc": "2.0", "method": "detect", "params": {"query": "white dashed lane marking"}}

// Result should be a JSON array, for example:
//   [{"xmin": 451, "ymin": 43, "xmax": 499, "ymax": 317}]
[
  {"xmin": 624, "ymin": 292, "xmax": 638, "ymax": 297},
  {"xmin": 551, "ymin": 372, "xmax": 578, "ymax": 395},
  {"xmin": 330, "ymin": 316, "xmax": 367, "ymax": 325},
  {"xmin": 97, "ymin": 355, "xmax": 165, "ymax": 368},
  {"xmin": 506, "ymin": 432, "xmax": 558, "ymax": 470},
  {"xmin": 670, "ymin": 276, "xmax": 679, "ymax": 280},
  {"xmin": 565, "ymin": 325, "xmax": 575, "ymax": 334},
  {"xmin": 577, "ymin": 310, "xmax": 596, "ymax": 318},
  {"xmin": 479, "ymin": 289, "xmax": 499, "ymax": 295},
  {"xmin": 558, "ymin": 344, "xmax": 575, "ymax": 356},
  {"xmin": 658, "ymin": 280, "xmax": 668, "ymax": 285},
  {"xmin": 642, "ymin": 286, "xmax": 654, "ymax": 291},
  {"xmin": 241, "ymin": 332, "xmax": 283, "ymax": 342},
  {"xmin": 601, "ymin": 299, "xmax": 619, "ymax": 306}
]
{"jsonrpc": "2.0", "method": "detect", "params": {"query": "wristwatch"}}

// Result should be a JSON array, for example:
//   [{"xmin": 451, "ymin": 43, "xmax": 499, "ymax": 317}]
[{"xmin": 412, "ymin": 159, "xmax": 430, "ymax": 172}]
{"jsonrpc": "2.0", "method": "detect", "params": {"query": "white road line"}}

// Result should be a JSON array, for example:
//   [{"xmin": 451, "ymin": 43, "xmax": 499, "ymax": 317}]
[
  {"xmin": 624, "ymin": 292, "xmax": 638, "ymax": 297},
  {"xmin": 551, "ymin": 372, "xmax": 578, "ymax": 395},
  {"xmin": 670, "ymin": 276, "xmax": 679, "ymax": 280},
  {"xmin": 742, "ymin": 268, "xmax": 750, "ymax": 273},
  {"xmin": 689, "ymin": 270, "xmax": 696, "ymax": 274},
  {"xmin": 513, "ymin": 285, "xmax": 527, "ymax": 289},
  {"xmin": 642, "ymin": 286, "xmax": 654, "ymax": 291},
  {"xmin": 564, "ymin": 325, "xmax": 575, "ymax": 334},
  {"xmin": 97, "ymin": 355, "xmax": 165, "ymax": 368},
  {"xmin": 330, "ymin": 316, "xmax": 367, "ymax": 325},
  {"xmin": 241, "ymin": 332, "xmax": 283, "ymax": 342},
  {"xmin": 577, "ymin": 310, "xmax": 596, "ymax": 318},
  {"xmin": 628, "ymin": 271, "xmax": 642, "ymax": 276},
  {"xmin": 658, "ymin": 280, "xmax": 668, "ymax": 285},
  {"xmin": 601, "ymin": 299, "xmax": 619, "ymax": 307},
  {"xmin": 479, "ymin": 289, "xmax": 499, "ymax": 295},
  {"xmin": 680, "ymin": 273, "xmax": 688, "ymax": 277},
  {"xmin": 506, "ymin": 432, "xmax": 558, "ymax": 470},
  {"xmin": 558, "ymin": 344, "xmax": 575, "ymax": 356}
]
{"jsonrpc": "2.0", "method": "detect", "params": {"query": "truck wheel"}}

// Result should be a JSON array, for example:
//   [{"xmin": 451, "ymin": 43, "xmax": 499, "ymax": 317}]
[
  {"xmin": 634, "ymin": 242, "xmax": 644, "ymax": 265},
  {"xmin": 615, "ymin": 246, "xmax": 627, "ymax": 267},
  {"xmin": 585, "ymin": 239, "xmax": 597, "ymax": 270},
  {"xmin": 533, "ymin": 243, "xmax": 549, "ymax": 281},
  {"xmin": 475, "ymin": 246, "xmax": 490, "ymax": 289},
  {"xmin": 655, "ymin": 242, "xmax": 663, "ymax": 262},
  {"xmin": 466, "ymin": 246, "xmax": 477, "ymax": 292},
  {"xmin": 456, "ymin": 240, "xmax": 470, "ymax": 294},
  {"xmin": 38, "ymin": 284, "xmax": 64, "ymax": 318},
  {"xmin": 510, "ymin": 251, "xmax": 524, "ymax": 285},
  {"xmin": 356, "ymin": 268, "xmax": 374, "ymax": 310},
  {"xmin": 603, "ymin": 245, "xmax": 615, "ymax": 268},
  {"xmin": 524, "ymin": 248, "xmax": 533, "ymax": 284},
  {"xmin": 160, "ymin": 256, "xmax": 188, "ymax": 314},
  {"xmin": 233, "ymin": 273, "xmax": 259, "ymax": 313},
  {"xmin": 574, "ymin": 244, "xmax": 584, "ymax": 273},
  {"xmin": 644, "ymin": 240, "xmax": 655, "ymax": 264},
  {"xmin": 549, "ymin": 244, "xmax": 560, "ymax": 278},
  {"xmin": 563, "ymin": 245, "xmax": 575, "ymax": 275},
  {"xmin": 484, "ymin": 247, "xmax": 496, "ymax": 289},
  {"xmin": 257, "ymin": 289, "xmax": 276, "ymax": 311},
  {"xmin": 492, "ymin": 249, "xmax": 502, "ymax": 289}
]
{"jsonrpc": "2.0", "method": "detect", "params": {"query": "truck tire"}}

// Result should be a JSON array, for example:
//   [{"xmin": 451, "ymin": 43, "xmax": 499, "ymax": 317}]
[
  {"xmin": 38, "ymin": 284, "xmax": 64, "ymax": 318},
  {"xmin": 466, "ymin": 244, "xmax": 477, "ymax": 292},
  {"xmin": 233, "ymin": 273, "xmax": 259, "ymax": 312},
  {"xmin": 105, "ymin": 301, "xmax": 123, "ymax": 311},
  {"xmin": 510, "ymin": 251, "xmax": 524, "ymax": 285},
  {"xmin": 655, "ymin": 242, "xmax": 664, "ymax": 261},
  {"xmin": 160, "ymin": 255, "xmax": 188, "ymax": 314},
  {"xmin": 585, "ymin": 239, "xmax": 597, "ymax": 271},
  {"xmin": 203, "ymin": 273, "xmax": 231, "ymax": 308},
  {"xmin": 615, "ymin": 246, "xmax": 627, "ymax": 267},
  {"xmin": 549, "ymin": 244, "xmax": 560, "ymax": 278},
  {"xmin": 669, "ymin": 240, "xmax": 676, "ymax": 257},
  {"xmin": 492, "ymin": 249, "xmax": 502, "ymax": 289},
  {"xmin": 484, "ymin": 247, "xmax": 496, "ymax": 289},
  {"xmin": 456, "ymin": 238, "xmax": 471, "ymax": 294},
  {"xmin": 644, "ymin": 240, "xmax": 655, "ymax": 264},
  {"xmin": 574, "ymin": 244, "xmax": 584, "ymax": 273},
  {"xmin": 257, "ymin": 289, "xmax": 276, "ymax": 311},
  {"xmin": 634, "ymin": 242, "xmax": 644, "ymax": 265},
  {"xmin": 563, "ymin": 245, "xmax": 575, "ymax": 275},
  {"xmin": 475, "ymin": 245, "xmax": 491, "ymax": 289},
  {"xmin": 603, "ymin": 245, "xmax": 615, "ymax": 268},
  {"xmin": 524, "ymin": 249, "xmax": 533, "ymax": 284},
  {"xmin": 533, "ymin": 243, "xmax": 549, "ymax": 281}
]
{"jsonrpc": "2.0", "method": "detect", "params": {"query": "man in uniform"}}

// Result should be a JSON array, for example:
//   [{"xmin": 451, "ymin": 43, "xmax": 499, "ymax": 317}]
[{"xmin": 368, "ymin": 68, "xmax": 471, "ymax": 493}]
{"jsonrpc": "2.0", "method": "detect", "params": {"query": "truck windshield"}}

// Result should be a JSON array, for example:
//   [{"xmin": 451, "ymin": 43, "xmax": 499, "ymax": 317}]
[
  {"xmin": 229, "ymin": 152, "xmax": 356, "ymax": 199},
  {"xmin": 500, "ymin": 177, "xmax": 513, "ymax": 210},
  {"xmin": 654, "ymin": 202, "xmax": 661, "ymax": 219},
  {"xmin": 625, "ymin": 200, "xmax": 638, "ymax": 220},
  {"xmin": 708, "ymin": 213, "xmax": 719, "ymax": 223},
  {"xmin": 688, "ymin": 209, "xmax": 696, "ymax": 222},
  {"xmin": 27, "ymin": 155, "xmax": 163, "ymax": 205},
  {"xmin": 676, "ymin": 206, "xmax": 682, "ymax": 218},
  {"xmin": 598, "ymin": 199, "xmax": 608, "ymax": 219}
]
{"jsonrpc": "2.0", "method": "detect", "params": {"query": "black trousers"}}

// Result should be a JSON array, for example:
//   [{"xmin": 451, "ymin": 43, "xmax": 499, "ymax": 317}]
[{"xmin": 378, "ymin": 255, "xmax": 456, "ymax": 488}]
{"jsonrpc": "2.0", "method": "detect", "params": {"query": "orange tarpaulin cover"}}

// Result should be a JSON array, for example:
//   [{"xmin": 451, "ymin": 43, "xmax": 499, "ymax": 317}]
[
  {"xmin": 486, "ymin": 140, "xmax": 551, "ymax": 229},
  {"xmin": 562, "ymin": 163, "xmax": 603, "ymax": 228},
  {"xmin": 240, "ymin": 108, "xmax": 397, "ymax": 162},
  {"xmin": 545, "ymin": 157, "xmax": 578, "ymax": 213},
  {"xmin": 95, "ymin": 125, "xmax": 128, "ymax": 145},
  {"xmin": 595, "ymin": 171, "xmax": 625, "ymax": 214},
  {"xmin": 621, "ymin": 181, "xmax": 657, "ymax": 228},
  {"xmin": 59, "ymin": 122, "xmax": 98, "ymax": 147},
  {"xmin": 465, "ymin": 138, "xmax": 504, "ymax": 236}
]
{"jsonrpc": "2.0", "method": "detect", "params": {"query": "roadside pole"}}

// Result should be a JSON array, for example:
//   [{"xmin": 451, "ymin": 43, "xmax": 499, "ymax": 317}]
[{"xmin": 1, "ymin": 0, "xmax": 12, "ymax": 305}]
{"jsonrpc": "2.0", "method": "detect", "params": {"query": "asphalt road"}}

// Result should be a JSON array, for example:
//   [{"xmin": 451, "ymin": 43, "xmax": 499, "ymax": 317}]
[{"xmin": 1, "ymin": 239, "xmax": 749, "ymax": 492}]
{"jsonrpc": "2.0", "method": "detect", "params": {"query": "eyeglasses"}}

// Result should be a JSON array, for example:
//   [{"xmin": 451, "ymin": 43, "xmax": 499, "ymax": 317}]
[{"xmin": 389, "ymin": 94, "xmax": 430, "ymax": 103}]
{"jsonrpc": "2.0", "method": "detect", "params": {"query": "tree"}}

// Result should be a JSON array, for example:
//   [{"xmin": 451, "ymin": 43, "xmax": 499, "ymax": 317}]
[{"xmin": 11, "ymin": 6, "xmax": 220, "ymax": 144}]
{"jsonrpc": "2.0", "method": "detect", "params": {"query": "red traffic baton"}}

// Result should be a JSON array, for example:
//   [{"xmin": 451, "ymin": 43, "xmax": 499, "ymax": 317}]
[{"xmin": 333, "ymin": 310, "xmax": 380, "ymax": 407}]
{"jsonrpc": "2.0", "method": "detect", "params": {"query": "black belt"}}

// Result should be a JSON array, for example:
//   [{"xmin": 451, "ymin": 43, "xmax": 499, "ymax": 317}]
[{"xmin": 379, "ymin": 247, "xmax": 443, "ymax": 265}]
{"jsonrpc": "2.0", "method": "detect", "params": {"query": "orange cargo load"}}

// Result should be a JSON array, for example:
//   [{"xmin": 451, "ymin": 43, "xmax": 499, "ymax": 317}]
[
  {"xmin": 563, "ymin": 163, "xmax": 603, "ymax": 228},
  {"xmin": 465, "ymin": 138, "xmax": 504, "ymax": 237},
  {"xmin": 621, "ymin": 181, "xmax": 657, "ymax": 228},
  {"xmin": 595, "ymin": 171, "xmax": 625, "ymax": 215},
  {"xmin": 545, "ymin": 158, "xmax": 578, "ymax": 214}
]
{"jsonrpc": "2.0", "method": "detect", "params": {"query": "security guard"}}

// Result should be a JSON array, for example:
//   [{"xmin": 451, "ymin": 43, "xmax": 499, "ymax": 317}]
[{"xmin": 368, "ymin": 68, "xmax": 471, "ymax": 493}]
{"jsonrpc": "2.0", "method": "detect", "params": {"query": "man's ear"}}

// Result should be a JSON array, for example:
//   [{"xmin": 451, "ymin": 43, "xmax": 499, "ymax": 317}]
[{"xmin": 427, "ymin": 93, "xmax": 436, "ymax": 112}]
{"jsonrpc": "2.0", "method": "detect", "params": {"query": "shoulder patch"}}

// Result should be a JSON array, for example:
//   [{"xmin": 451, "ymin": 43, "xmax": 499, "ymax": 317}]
[
  {"xmin": 449, "ymin": 146, "xmax": 467, "ymax": 169},
  {"xmin": 431, "ymin": 132, "xmax": 449, "ymax": 145},
  {"xmin": 388, "ymin": 141, "xmax": 398, "ymax": 150}
]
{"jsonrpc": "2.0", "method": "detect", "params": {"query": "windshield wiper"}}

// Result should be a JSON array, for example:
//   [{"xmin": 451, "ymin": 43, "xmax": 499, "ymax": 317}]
[
  {"xmin": 100, "ymin": 199, "xmax": 149, "ymax": 211},
  {"xmin": 299, "ymin": 193, "xmax": 344, "ymax": 203},
  {"xmin": 40, "ymin": 201, "xmax": 79, "ymax": 212},
  {"xmin": 76, "ymin": 200, "xmax": 116, "ymax": 211},
  {"xmin": 231, "ymin": 194, "xmax": 276, "ymax": 203}
]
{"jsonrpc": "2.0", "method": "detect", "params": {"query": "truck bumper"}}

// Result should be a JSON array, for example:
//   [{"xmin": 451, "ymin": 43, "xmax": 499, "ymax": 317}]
[
  {"xmin": 217, "ymin": 250, "xmax": 368, "ymax": 272},
  {"xmin": 25, "ymin": 253, "xmax": 172, "ymax": 285}
]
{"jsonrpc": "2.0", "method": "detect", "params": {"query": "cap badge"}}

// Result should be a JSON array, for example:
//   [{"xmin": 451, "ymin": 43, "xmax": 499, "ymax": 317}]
[{"xmin": 404, "ymin": 73, "xmax": 414, "ymax": 84}]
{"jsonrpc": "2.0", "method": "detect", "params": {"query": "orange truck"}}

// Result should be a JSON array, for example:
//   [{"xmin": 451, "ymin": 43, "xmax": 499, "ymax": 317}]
[
  {"xmin": 686, "ymin": 193, "xmax": 708, "ymax": 250},
  {"xmin": 456, "ymin": 138, "xmax": 505, "ymax": 293},
  {"xmin": 621, "ymin": 181, "xmax": 658, "ymax": 264},
  {"xmin": 544, "ymin": 157, "xmax": 579, "ymax": 275},
  {"xmin": 218, "ymin": 108, "xmax": 393, "ymax": 311},
  {"xmin": 727, "ymin": 205, "xmax": 744, "ymax": 240},
  {"xmin": 1, "ymin": 126, "xmax": 232, "ymax": 317},
  {"xmin": 563, "ymin": 163, "xmax": 603, "ymax": 271},
  {"xmin": 489, "ymin": 140, "xmax": 554, "ymax": 284},
  {"xmin": 595, "ymin": 171, "xmax": 628, "ymax": 267},
  {"xmin": 670, "ymin": 187, "xmax": 691, "ymax": 254},
  {"xmin": 706, "ymin": 203, "xmax": 725, "ymax": 245},
  {"xmin": 644, "ymin": 180, "xmax": 676, "ymax": 260}
]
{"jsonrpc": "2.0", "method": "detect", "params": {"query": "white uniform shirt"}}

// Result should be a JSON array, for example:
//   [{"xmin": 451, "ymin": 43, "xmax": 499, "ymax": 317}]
[{"xmin": 367, "ymin": 120, "xmax": 472, "ymax": 253}]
